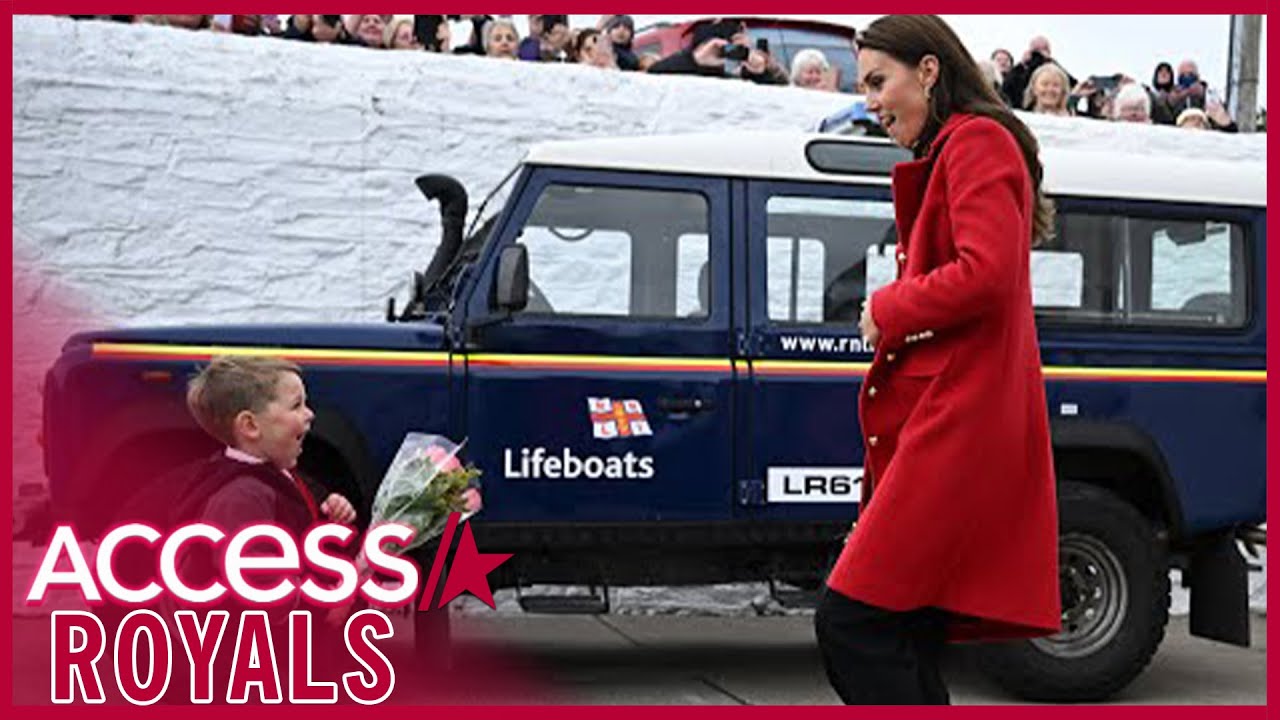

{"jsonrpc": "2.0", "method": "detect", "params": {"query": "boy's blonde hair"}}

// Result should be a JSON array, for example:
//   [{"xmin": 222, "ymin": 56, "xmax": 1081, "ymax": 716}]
[{"xmin": 186, "ymin": 356, "xmax": 302, "ymax": 446}]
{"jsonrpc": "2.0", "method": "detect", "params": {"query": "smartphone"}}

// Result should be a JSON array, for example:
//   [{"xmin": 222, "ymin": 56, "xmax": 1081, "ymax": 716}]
[
  {"xmin": 1090, "ymin": 74, "xmax": 1119, "ymax": 92},
  {"xmin": 756, "ymin": 38, "xmax": 769, "ymax": 54}
]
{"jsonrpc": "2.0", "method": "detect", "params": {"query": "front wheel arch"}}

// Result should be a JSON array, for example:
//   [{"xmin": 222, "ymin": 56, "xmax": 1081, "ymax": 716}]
[{"xmin": 975, "ymin": 481, "xmax": 1171, "ymax": 702}]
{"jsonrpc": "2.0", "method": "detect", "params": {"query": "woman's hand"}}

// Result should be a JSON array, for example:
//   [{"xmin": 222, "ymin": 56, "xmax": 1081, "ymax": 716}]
[
  {"xmin": 1206, "ymin": 99, "xmax": 1233, "ymax": 127},
  {"xmin": 745, "ymin": 48, "xmax": 768, "ymax": 75},
  {"xmin": 859, "ymin": 297, "xmax": 882, "ymax": 347},
  {"xmin": 693, "ymin": 38, "xmax": 728, "ymax": 68}
]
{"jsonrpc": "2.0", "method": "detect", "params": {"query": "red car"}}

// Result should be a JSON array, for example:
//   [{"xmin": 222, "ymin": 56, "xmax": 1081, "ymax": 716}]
[{"xmin": 633, "ymin": 16, "xmax": 858, "ymax": 91}]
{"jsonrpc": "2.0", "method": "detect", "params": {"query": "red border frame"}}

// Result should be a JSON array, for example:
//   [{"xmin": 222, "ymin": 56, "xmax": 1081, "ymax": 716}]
[{"xmin": 5, "ymin": 4, "xmax": 1271, "ymax": 716}]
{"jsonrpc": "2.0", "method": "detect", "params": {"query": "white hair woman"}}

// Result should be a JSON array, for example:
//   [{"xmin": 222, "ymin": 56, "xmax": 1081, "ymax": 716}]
[
  {"xmin": 1112, "ymin": 82, "xmax": 1152, "ymax": 123},
  {"xmin": 791, "ymin": 48, "xmax": 832, "ymax": 90},
  {"xmin": 484, "ymin": 17, "xmax": 520, "ymax": 60}
]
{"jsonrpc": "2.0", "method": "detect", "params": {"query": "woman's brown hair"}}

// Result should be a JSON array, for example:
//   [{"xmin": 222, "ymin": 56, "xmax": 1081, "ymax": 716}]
[{"xmin": 857, "ymin": 15, "xmax": 1055, "ymax": 245}]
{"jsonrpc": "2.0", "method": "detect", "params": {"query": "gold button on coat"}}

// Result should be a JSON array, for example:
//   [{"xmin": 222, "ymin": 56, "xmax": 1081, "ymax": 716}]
[{"xmin": 868, "ymin": 436, "xmax": 879, "ymax": 447}]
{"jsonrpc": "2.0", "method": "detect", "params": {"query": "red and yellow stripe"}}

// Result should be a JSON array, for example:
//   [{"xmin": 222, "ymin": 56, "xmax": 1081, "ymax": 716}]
[
  {"xmin": 92, "ymin": 342, "xmax": 449, "ymax": 368},
  {"xmin": 90, "ymin": 343, "xmax": 1264, "ymax": 384},
  {"xmin": 1041, "ymin": 365, "xmax": 1266, "ymax": 384},
  {"xmin": 466, "ymin": 353, "xmax": 731, "ymax": 375},
  {"xmin": 751, "ymin": 360, "xmax": 872, "ymax": 377}
]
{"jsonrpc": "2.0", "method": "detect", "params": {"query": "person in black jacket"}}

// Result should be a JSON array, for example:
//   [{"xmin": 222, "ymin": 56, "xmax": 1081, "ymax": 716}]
[
  {"xmin": 602, "ymin": 15, "xmax": 640, "ymax": 71},
  {"xmin": 1000, "ymin": 35, "xmax": 1075, "ymax": 109},
  {"xmin": 649, "ymin": 19, "xmax": 787, "ymax": 85}
]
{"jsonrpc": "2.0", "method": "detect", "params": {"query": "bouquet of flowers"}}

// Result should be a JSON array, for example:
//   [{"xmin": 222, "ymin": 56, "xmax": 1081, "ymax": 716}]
[{"xmin": 363, "ymin": 433, "xmax": 482, "ymax": 560}]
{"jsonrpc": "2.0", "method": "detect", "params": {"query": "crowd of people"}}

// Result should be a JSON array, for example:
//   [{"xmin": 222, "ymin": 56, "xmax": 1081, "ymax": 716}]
[
  {"xmin": 69, "ymin": 14, "xmax": 1255, "ymax": 133},
  {"xmin": 983, "ymin": 35, "xmax": 1243, "ymax": 131}
]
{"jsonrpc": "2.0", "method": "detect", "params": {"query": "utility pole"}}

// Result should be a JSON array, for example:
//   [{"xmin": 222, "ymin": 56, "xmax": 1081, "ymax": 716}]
[{"xmin": 1226, "ymin": 15, "xmax": 1262, "ymax": 132}]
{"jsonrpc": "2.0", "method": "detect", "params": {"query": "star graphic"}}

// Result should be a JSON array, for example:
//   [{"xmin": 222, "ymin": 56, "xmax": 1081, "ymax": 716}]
[{"xmin": 437, "ymin": 522, "xmax": 512, "ymax": 609}]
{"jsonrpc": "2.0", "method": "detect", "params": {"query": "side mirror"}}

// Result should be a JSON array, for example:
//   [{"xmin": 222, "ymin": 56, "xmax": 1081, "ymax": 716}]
[{"xmin": 494, "ymin": 245, "xmax": 529, "ymax": 312}]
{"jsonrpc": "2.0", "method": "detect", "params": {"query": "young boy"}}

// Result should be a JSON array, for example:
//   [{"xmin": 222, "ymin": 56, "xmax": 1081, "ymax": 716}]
[{"xmin": 185, "ymin": 355, "xmax": 356, "ymax": 534}]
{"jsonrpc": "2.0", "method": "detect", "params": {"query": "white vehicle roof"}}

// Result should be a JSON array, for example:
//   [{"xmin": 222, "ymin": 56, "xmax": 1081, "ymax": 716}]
[{"xmin": 525, "ymin": 131, "xmax": 1266, "ymax": 209}]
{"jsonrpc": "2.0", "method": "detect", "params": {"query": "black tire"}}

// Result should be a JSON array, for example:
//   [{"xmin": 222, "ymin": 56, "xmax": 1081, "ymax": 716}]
[{"xmin": 975, "ymin": 481, "xmax": 1170, "ymax": 702}]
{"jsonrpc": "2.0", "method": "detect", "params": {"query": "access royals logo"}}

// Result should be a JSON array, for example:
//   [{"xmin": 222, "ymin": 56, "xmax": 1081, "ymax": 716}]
[{"xmin": 27, "ymin": 513, "xmax": 509, "ymax": 705}]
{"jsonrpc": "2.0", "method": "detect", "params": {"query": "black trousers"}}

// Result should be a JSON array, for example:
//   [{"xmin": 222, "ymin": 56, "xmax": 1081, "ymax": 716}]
[{"xmin": 814, "ymin": 588, "xmax": 951, "ymax": 705}]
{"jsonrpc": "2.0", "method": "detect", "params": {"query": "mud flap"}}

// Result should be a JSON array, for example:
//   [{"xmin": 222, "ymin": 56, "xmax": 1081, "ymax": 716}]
[{"xmin": 1188, "ymin": 532, "xmax": 1250, "ymax": 647}]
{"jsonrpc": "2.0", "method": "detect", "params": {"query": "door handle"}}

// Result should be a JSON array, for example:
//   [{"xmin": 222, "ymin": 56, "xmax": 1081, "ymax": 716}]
[{"xmin": 658, "ymin": 396, "xmax": 715, "ymax": 414}]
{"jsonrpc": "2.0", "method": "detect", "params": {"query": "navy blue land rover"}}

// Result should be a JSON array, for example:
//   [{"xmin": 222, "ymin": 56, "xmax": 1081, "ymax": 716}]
[{"xmin": 41, "ymin": 131, "xmax": 1266, "ymax": 701}]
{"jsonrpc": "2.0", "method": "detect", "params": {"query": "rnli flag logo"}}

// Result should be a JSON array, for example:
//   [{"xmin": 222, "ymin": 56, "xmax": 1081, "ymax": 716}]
[{"xmin": 588, "ymin": 397, "xmax": 653, "ymax": 440}]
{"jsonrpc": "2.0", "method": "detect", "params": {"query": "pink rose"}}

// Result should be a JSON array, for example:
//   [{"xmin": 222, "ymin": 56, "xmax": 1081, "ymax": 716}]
[{"xmin": 424, "ymin": 444, "xmax": 462, "ymax": 472}]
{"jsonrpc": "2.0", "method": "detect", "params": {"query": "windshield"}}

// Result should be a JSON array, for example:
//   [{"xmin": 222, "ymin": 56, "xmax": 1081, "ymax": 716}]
[{"xmin": 466, "ymin": 163, "xmax": 520, "ymax": 243}]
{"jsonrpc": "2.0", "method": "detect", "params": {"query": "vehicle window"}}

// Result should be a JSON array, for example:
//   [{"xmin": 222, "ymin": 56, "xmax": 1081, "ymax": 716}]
[
  {"xmin": 1034, "ymin": 210, "xmax": 1248, "ymax": 328},
  {"xmin": 516, "ymin": 185, "xmax": 710, "ymax": 319},
  {"xmin": 765, "ymin": 196, "xmax": 896, "ymax": 325},
  {"xmin": 1150, "ymin": 221, "xmax": 1240, "ymax": 322},
  {"xmin": 677, "ymin": 233, "xmax": 711, "ymax": 318}
]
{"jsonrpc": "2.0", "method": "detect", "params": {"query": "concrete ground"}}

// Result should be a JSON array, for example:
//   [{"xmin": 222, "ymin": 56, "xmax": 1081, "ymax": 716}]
[
  {"xmin": 446, "ymin": 612, "xmax": 1266, "ymax": 705},
  {"xmin": 11, "ymin": 612, "xmax": 1265, "ymax": 705}
]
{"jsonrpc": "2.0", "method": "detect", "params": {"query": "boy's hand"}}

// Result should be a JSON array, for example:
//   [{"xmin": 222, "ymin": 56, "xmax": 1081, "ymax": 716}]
[{"xmin": 321, "ymin": 493, "xmax": 357, "ymax": 524}]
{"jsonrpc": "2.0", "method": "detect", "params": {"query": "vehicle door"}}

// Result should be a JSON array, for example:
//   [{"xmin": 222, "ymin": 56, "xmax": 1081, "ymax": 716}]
[
  {"xmin": 740, "ymin": 179, "xmax": 896, "ymax": 520},
  {"xmin": 460, "ymin": 168, "xmax": 736, "ymax": 523}
]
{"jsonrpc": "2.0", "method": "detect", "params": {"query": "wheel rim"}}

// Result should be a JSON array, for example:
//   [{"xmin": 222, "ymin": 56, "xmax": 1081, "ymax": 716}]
[{"xmin": 1031, "ymin": 532, "xmax": 1128, "ymax": 659}]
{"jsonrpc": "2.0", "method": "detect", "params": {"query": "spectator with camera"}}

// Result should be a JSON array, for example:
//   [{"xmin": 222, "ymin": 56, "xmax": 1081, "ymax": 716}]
[
  {"xmin": 1163, "ymin": 59, "xmax": 1235, "ymax": 131},
  {"xmin": 650, "ymin": 20, "xmax": 787, "ymax": 85},
  {"xmin": 519, "ymin": 14, "xmax": 572, "ymax": 62},
  {"xmin": 1166, "ymin": 59, "xmax": 1207, "ymax": 112},
  {"xmin": 602, "ymin": 15, "xmax": 641, "ymax": 71},
  {"xmin": 1001, "ymin": 35, "xmax": 1076, "ymax": 109}
]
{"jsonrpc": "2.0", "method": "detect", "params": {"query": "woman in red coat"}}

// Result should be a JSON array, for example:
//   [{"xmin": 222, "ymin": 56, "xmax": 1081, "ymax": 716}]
[{"xmin": 815, "ymin": 15, "xmax": 1060, "ymax": 705}]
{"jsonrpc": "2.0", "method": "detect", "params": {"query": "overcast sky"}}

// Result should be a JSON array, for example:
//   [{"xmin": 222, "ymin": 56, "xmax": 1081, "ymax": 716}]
[{"xmin": 543, "ymin": 14, "xmax": 1266, "ymax": 107}]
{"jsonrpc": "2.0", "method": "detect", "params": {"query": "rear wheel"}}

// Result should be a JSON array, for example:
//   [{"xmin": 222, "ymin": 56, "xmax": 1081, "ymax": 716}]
[{"xmin": 976, "ymin": 481, "xmax": 1170, "ymax": 701}]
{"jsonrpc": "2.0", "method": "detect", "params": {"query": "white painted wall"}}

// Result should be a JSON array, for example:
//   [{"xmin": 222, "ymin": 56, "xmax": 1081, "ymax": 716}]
[{"xmin": 13, "ymin": 15, "xmax": 1265, "ymax": 329}]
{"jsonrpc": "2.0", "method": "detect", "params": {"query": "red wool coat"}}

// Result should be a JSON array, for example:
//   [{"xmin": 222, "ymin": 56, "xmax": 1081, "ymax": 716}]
[{"xmin": 826, "ymin": 113, "xmax": 1060, "ymax": 642}]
